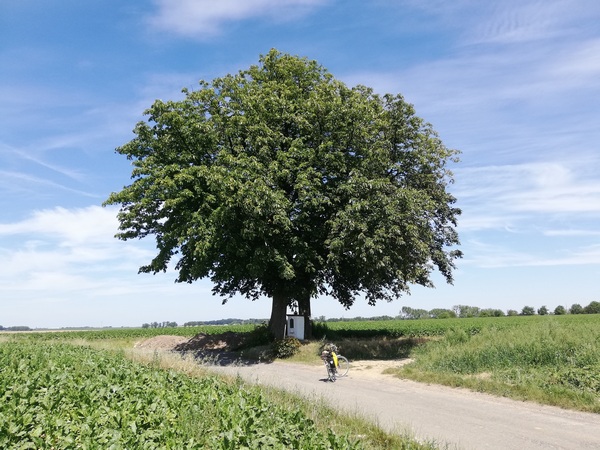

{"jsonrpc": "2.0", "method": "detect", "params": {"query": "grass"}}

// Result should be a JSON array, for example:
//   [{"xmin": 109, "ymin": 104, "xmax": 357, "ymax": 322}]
[{"xmin": 386, "ymin": 316, "xmax": 600, "ymax": 413}]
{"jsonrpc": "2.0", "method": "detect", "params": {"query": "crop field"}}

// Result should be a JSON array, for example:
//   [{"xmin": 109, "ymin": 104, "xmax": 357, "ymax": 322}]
[
  {"xmin": 384, "ymin": 314, "xmax": 600, "ymax": 412},
  {"xmin": 316, "ymin": 313, "xmax": 600, "ymax": 338},
  {"xmin": 314, "ymin": 314, "xmax": 600, "ymax": 412},
  {"xmin": 6, "ymin": 324, "xmax": 255, "ymax": 342},
  {"xmin": 3, "ymin": 314, "xmax": 599, "ymax": 447},
  {"xmin": 0, "ymin": 341, "xmax": 361, "ymax": 449}
]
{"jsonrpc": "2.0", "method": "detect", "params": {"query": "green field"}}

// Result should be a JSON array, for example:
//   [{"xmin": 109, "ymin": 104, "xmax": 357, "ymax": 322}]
[
  {"xmin": 316, "ymin": 314, "xmax": 600, "ymax": 338},
  {"xmin": 3, "ymin": 314, "xmax": 599, "ymax": 448},
  {"xmin": 0, "ymin": 341, "xmax": 370, "ymax": 449},
  {"xmin": 390, "ymin": 315, "xmax": 600, "ymax": 412},
  {"xmin": 5, "ymin": 324, "xmax": 255, "ymax": 342},
  {"xmin": 1, "ymin": 329, "xmax": 431, "ymax": 449},
  {"xmin": 313, "ymin": 314, "xmax": 600, "ymax": 412}
]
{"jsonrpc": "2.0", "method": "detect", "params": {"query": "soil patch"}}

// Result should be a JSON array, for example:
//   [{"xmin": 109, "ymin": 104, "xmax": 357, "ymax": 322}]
[
  {"xmin": 349, "ymin": 358, "xmax": 414, "ymax": 379},
  {"xmin": 134, "ymin": 332, "xmax": 249, "ymax": 353},
  {"xmin": 173, "ymin": 331, "xmax": 248, "ymax": 352},
  {"xmin": 134, "ymin": 335, "xmax": 189, "ymax": 351}
]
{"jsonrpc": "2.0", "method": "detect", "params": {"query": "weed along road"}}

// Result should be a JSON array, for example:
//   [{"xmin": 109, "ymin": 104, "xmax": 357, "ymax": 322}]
[{"xmin": 207, "ymin": 360, "xmax": 600, "ymax": 450}]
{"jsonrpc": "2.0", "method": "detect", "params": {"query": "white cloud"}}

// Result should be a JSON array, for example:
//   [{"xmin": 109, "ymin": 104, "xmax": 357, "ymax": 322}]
[
  {"xmin": 462, "ymin": 240, "xmax": 600, "ymax": 269},
  {"xmin": 467, "ymin": 1, "xmax": 571, "ymax": 44},
  {"xmin": 0, "ymin": 205, "xmax": 221, "ymax": 328},
  {"xmin": 454, "ymin": 161, "xmax": 600, "ymax": 228},
  {"xmin": 147, "ymin": 0, "xmax": 328, "ymax": 38},
  {"xmin": 544, "ymin": 229, "xmax": 600, "ymax": 237},
  {"xmin": 0, "ymin": 206, "xmax": 118, "ymax": 245},
  {"xmin": 0, "ymin": 206, "xmax": 157, "ymax": 288},
  {"xmin": 404, "ymin": 0, "xmax": 600, "ymax": 46}
]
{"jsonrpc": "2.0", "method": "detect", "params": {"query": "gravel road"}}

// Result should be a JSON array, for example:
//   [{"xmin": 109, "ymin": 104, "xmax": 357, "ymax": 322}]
[{"xmin": 206, "ymin": 359, "xmax": 600, "ymax": 450}]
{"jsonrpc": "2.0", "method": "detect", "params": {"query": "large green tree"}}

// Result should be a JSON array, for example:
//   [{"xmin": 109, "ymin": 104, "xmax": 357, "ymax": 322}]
[{"xmin": 105, "ymin": 50, "xmax": 462, "ymax": 338}]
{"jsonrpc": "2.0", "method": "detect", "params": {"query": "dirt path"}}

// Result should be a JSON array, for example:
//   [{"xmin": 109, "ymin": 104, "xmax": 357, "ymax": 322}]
[{"xmin": 206, "ymin": 359, "xmax": 600, "ymax": 450}]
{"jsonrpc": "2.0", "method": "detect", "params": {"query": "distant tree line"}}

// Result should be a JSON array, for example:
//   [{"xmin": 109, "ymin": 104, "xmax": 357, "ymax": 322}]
[
  {"xmin": 316, "ymin": 315, "xmax": 397, "ymax": 322},
  {"xmin": 182, "ymin": 318, "xmax": 267, "ymax": 327},
  {"xmin": 0, "ymin": 325, "xmax": 31, "ymax": 331},
  {"xmin": 397, "ymin": 301, "xmax": 600, "ymax": 320},
  {"xmin": 141, "ymin": 321, "xmax": 178, "ymax": 328},
  {"xmin": 141, "ymin": 318, "xmax": 270, "ymax": 328},
  {"xmin": 312, "ymin": 301, "xmax": 600, "ymax": 322}
]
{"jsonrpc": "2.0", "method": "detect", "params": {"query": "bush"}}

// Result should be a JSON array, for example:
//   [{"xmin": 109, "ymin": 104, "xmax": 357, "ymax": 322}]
[
  {"xmin": 521, "ymin": 306, "xmax": 535, "ymax": 316},
  {"xmin": 570, "ymin": 303, "xmax": 584, "ymax": 314},
  {"xmin": 272, "ymin": 337, "xmax": 302, "ymax": 358},
  {"xmin": 311, "ymin": 321, "xmax": 330, "ymax": 340},
  {"xmin": 584, "ymin": 301, "xmax": 600, "ymax": 314},
  {"xmin": 242, "ymin": 323, "xmax": 274, "ymax": 348},
  {"xmin": 331, "ymin": 337, "xmax": 426, "ymax": 360},
  {"xmin": 554, "ymin": 305, "xmax": 567, "ymax": 315}
]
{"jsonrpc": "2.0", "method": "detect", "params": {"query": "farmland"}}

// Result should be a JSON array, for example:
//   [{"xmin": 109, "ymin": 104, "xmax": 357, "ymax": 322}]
[
  {"xmin": 1, "ymin": 328, "xmax": 432, "ymax": 449},
  {"xmin": 0, "ymin": 341, "xmax": 365, "ymax": 449},
  {"xmin": 380, "ymin": 315, "xmax": 600, "ymax": 412},
  {"xmin": 2, "ymin": 314, "xmax": 599, "ymax": 448},
  {"xmin": 6, "ymin": 323, "xmax": 255, "ymax": 342},
  {"xmin": 311, "ymin": 314, "xmax": 600, "ymax": 412},
  {"xmin": 316, "ymin": 313, "xmax": 600, "ymax": 339}
]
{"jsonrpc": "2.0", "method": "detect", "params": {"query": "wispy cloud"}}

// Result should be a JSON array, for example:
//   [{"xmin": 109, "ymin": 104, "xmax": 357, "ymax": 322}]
[
  {"xmin": 0, "ymin": 206, "xmax": 121, "ymax": 246},
  {"xmin": 467, "ymin": 1, "xmax": 573, "ymax": 44},
  {"xmin": 2, "ymin": 145, "xmax": 86, "ymax": 182},
  {"xmin": 548, "ymin": 37, "xmax": 600, "ymax": 85},
  {"xmin": 403, "ymin": 0, "xmax": 600, "ymax": 45},
  {"xmin": 0, "ymin": 205, "xmax": 220, "ymax": 327},
  {"xmin": 544, "ymin": 229, "xmax": 600, "ymax": 237},
  {"xmin": 0, "ymin": 170, "xmax": 99, "ymax": 199},
  {"xmin": 341, "ymin": 2, "xmax": 600, "ymax": 138},
  {"xmin": 462, "ymin": 240, "xmax": 600, "ymax": 268},
  {"xmin": 147, "ymin": 0, "xmax": 328, "ymax": 38},
  {"xmin": 0, "ymin": 206, "xmax": 156, "ymax": 292},
  {"xmin": 455, "ymin": 161, "xmax": 600, "ymax": 232}
]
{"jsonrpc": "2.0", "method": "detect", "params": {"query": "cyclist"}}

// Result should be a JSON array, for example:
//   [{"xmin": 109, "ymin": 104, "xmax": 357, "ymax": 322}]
[{"xmin": 321, "ymin": 344, "xmax": 339, "ymax": 379}]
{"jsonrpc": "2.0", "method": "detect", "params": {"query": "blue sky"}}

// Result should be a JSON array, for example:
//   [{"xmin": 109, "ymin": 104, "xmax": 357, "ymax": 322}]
[{"xmin": 1, "ymin": 0, "xmax": 599, "ymax": 328}]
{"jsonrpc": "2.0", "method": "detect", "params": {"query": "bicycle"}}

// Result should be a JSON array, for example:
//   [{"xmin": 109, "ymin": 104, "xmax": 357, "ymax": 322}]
[{"xmin": 321, "ymin": 344, "xmax": 349, "ymax": 382}]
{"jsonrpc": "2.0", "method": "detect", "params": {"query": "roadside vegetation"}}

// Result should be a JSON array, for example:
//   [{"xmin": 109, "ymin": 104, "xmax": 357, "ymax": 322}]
[
  {"xmin": 1, "ymin": 334, "xmax": 433, "ymax": 450},
  {"xmin": 284, "ymin": 314, "xmax": 600, "ymax": 413},
  {"xmin": 311, "ymin": 314, "xmax": 600, "ymax": 413},
  {"xmin": 387, "ymin": 315, "xmax": 600, "ymax": 413}
]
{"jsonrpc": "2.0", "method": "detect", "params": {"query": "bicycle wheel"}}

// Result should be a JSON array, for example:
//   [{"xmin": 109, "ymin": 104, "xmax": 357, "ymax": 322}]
[{"xmin": 336, "ymin": 355, "xmax": 349, "ymax": 377}]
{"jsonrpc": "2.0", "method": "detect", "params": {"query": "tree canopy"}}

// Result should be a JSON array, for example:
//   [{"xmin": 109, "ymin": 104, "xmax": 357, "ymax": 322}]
[{"xmin": 105, "ymin": 50, "xmax": 462, "ymax": 338}]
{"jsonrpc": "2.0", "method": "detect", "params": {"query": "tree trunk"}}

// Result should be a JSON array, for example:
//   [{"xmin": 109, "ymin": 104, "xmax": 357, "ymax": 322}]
[
  {"xmin": 269, "ymin": 292, "xmax": 288, "ymax": 340},
  {"xmin": 298, "ymin": 295, "xmax": 313, "ymax": 340}
]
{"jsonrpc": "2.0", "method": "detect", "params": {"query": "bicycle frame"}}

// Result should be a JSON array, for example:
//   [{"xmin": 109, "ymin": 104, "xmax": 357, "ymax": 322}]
[{"xmin": 321, "ymin": 347, "xmax": 349, "ymax": 381}]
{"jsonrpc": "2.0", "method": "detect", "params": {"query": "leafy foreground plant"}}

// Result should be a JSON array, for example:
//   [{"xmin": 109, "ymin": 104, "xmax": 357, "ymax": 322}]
[{"xmin": 0, "ymin": 342, "xmax": 364, "ymax": 449}]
